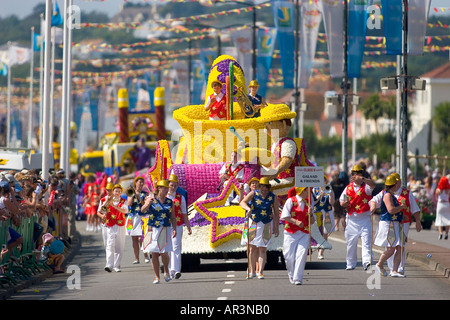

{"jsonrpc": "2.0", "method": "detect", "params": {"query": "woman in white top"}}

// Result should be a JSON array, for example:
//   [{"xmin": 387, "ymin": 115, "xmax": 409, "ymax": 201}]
[{"xmin": 435, "ymin": 175, "xmax": 450, "ymax": 240}]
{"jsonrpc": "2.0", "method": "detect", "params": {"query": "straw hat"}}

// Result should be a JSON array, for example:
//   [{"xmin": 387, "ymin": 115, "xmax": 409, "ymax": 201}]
[
  {"xmin": 391, "ymin": 172, "xmax": 401, "ymax": 181},
  {"xmin": 106, "ymin": 182, "xmax": 114, "ymax": 190},
  {"xmin": 168, "ymin": 174, "xmax": 178, "ymax": 183},
  {"xmin": 351, "ymin": 164, "xmax": 364, "ymax": 173},
  {"xmin": 295, "ymin": 186, "xmax": 307, "ymax": 195},
  {"xmin": 385, "ymin": 175, "xmax": 397, "ymax": 186},
  {"xmin": 156, "ymin": 180, "xmax": 170, "ymax": 188},
  {"xmin": 248, "ymin": 80, "xmax": 259, "ymax": 87},
  {"xmin": 113, "ymin": 184, "xmax": 123, "ymax": 191},
  {"xmin": 133, "ymin": 176, "xmax": 145, "ymax": 185},
  {"xmin": 259, "ymin": 177, "xmax": 271, "ymax": 186},
  {"xmin": 211, "ymin": 80, "xmax": 223, "ymax": 88},
  {"xmin": 258, "ymin": 104, "xmax": 296, "ymax": 123}
]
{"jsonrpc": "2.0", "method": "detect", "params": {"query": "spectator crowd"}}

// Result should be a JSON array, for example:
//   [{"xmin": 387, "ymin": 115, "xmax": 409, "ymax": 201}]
[{"xmin": 0, "ymin": 168, "xmax": 79, "ymax": 272}]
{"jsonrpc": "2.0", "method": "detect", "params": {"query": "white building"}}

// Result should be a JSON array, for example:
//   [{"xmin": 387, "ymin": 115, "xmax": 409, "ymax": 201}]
[{"xmin": 409, "ymin": 62, "xmax": 450, "ymax": 156}]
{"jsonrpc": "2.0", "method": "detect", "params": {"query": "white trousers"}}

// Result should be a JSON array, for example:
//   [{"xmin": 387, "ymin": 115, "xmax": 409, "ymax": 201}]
[
  {"xmin": 283, "ymin": 230, "xmax": 309, "ymax": 283},
  {"xmin": 104, "ymin": 224, "xmax": 126, "ymax": 269},
  {"xmin": 387, "ymin": 222, "xmax": 409, "ymax": 272},
  {"xmin": 345, "ymin": 212, "xmax": 372, "ymax": 269},
  {"xmin": 169, "ymin": 225, "xmax": 184, "ymax": 274}
]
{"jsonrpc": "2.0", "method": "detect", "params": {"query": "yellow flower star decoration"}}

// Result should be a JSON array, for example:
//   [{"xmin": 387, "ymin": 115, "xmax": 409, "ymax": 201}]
[{"xmin": 193, "ymin": 176, "xmax": 246, "ymax": 249}]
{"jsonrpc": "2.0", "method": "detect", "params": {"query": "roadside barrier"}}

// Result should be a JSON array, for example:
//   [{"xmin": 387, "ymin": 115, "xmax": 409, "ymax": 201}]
[{"xmin": 0, "ymin": 208, "xmax": 68, "ymax": 288}]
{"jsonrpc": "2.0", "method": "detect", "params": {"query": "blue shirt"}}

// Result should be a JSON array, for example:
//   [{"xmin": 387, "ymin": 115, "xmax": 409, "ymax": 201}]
[
  {"xmin": 147, "ymin": 198, "xmax": 172, "ymax": 228},
  {"xmin": 380, "ymin": 191, "xmax": 403, "ymax": 222},
  {"xmin": 245, "ymin": 94, "xmax": 263, "ymax": 118},
  {"xmin": 250, "ymin": 190, "xmax": 275, "ymax": 224},
  {"xmin": 128, "ymin": 191, "xmax": 149, "ymax": 216},
  {"xmin": 313, "ymin": 187, "xmax": 333, "ymax": 212}
]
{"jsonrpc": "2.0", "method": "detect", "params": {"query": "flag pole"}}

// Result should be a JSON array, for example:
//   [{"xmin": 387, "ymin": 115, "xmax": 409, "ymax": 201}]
[
  {"xmin": 42, "ymin": 0, "xmax": 52, "ymax": 182},
  {"xmin": 6, "ymin": 41, "xmax": 11, "ymax": 148},
  {"xmin": 60, "ymin": 0, "xmax": 69, "ymax": 172},
  {"xmin": 39, "ymin": 13, "xmax": 44, "ymax": 152},
  {"xmin": 28, "ymin": 27, "xmax": 35, "ymax": 149},
  {"xmin": 49, "ymin": 26, "xmax": 55, "ymax": 155}
]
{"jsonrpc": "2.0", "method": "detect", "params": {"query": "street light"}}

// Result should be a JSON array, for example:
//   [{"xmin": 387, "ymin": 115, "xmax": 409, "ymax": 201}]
[{"xmin": 380, "ymin": 0, "xmax": 427, "ymax": 186}]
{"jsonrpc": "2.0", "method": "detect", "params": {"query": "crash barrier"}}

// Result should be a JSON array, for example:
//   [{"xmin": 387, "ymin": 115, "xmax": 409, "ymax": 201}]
[{"xmin": 0, "ymin": 208, "xmax": 68, "ymax": 288}]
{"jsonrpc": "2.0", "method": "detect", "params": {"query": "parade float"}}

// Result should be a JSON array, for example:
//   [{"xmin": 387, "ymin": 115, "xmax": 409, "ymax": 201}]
[
  {"xmin": 102, "ymin": 87, "xmax": 172, "ymax": 177},
  {"xmin": 138, "ymin": 55, "xmax": 329, "ymax": 269}
]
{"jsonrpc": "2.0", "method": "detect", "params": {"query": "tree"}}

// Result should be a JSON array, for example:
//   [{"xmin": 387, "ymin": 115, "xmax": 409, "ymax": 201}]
[
  {"xmin": 359, "ymin": 94, "xmax": 389, "ymax": 136},
  {"xmin": 432, "ymin": 102, "xmax": 450, "ymax": 156}
]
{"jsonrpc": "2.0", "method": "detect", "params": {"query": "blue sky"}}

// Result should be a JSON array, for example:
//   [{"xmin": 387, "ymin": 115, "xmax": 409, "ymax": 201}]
[{"xmin": 0, "ymin": 0, "xmax": 449, "ymax": 19}]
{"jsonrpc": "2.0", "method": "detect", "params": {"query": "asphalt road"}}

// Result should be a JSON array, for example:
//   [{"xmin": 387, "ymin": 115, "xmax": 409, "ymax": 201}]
[{"xmin": 7, "ymin": 220, "xmax": 450, "ymax": 305}]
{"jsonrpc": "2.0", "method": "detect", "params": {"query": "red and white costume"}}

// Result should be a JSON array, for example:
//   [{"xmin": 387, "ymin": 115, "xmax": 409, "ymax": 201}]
[
  {"xmin": 205, "ymin": 92, "xmax": 226, "ymax": 120},
  {"xmin": 339, "ymin": 182, "xmax": 373, "ymax": 270},
  {"xmin": 102, "ymin": 197, "xmax": 128, "ymax": 271},
  {"xmin": 167, "ymin": 191, "xmax": 187, "ymax": 277},
  {"xmin": 269, "ymin": 137, "xmax": 299, "ymax": 196},
  {"xmin": 281, "ymin": 194, "xmax": 311, "ymax": 284}
]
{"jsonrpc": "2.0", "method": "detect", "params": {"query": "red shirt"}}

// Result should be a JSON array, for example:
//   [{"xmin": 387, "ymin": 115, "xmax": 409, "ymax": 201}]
[
  {"xmin": 207, "ymin": 93, "xmax": 227, "ymax": 120},
  {"xmin": 284, "ymin": 196, "xmax": 310, "ymax": 234}
]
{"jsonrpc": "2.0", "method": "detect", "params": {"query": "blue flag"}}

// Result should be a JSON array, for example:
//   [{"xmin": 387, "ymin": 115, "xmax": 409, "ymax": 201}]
[
  {"xmin": 191, "ymin": 60, "xmax": 205, "ymax": 105},
  {"xmin": 33, "ymin": 34, "xmax": 43, "ymax": 51},
  {"xmin": 0, "ymin": 61, "xmax": 7, "ymax": 76},
  {"xmin": 381, "ymin": 0, "xmax": 402, "ymax": 55},
  {"xmin": 347, "ymin": 0, "xmax": 372, "ymax": 78},
  {"xmin": 272, "ymin": 0, "xmax": 295, "ymax": 89},
  {"xmin": 51, "ymin": 2, "xmax": 63, "ymax": 27},
  {"xmin": 256, "ymin": 28, "xmax": 277, "ymax": 97}
]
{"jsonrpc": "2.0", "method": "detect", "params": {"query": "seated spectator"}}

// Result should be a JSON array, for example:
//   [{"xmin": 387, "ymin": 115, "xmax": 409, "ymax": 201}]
[{"xmin": 40, "ymin": 233, "xmax": 65, "ymax": 274}]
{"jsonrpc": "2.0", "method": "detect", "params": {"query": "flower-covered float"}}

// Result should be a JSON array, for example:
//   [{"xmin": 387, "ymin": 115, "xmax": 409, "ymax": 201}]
[{"xmin": 145, "ymin": 55, "xmax": 328, "ymax": 268}]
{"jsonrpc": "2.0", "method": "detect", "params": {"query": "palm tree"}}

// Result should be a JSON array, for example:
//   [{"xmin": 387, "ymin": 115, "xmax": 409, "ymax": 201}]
[{"xmin": 359, "ymin": 94, "xmax": 389, "ymax": 136}]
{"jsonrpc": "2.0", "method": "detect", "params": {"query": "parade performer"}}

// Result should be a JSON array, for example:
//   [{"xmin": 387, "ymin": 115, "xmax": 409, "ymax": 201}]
[
  {"xmin": 239, "ymin": 177, "xmax": 260, "ymax": 203},
  {"xmin": 245, "ymin": 80, "xmax": 267, "ymax": 118},
  {"xmin": 370, "ymin": 172, "xmax": 421, "ymax": 274},
  {"xmin": 218, "ymin": 150, "xmax": 245, "ymax": 206},
  {"xmin": 97, "ymin": 182, "xmax": 114, "ymax": 247},
  {"xmin": 142, "ymin": 180, "xmax": 177, "ymax": 284},
  {"xmin": 240, "ymin": 177, "xmax": 279, "ymax": 279},
  {"xmin": 374, "ymin": 175, "xmax": 407, "ymax": 277},
  {"xmin": 312, "ymin": 175, "xmax": 335, "ymax": 260},
  {"xmin": 167, "ymin": 174, "xmax": 192, "ymax": 280},
  {"xmin": 339, "ymin": 165, "xmax": 375, "ymax": 271},
  {"xmin": 435, "ymin": 174, "xmax": 450, "ymax": 240},
  {"xmin": 97, "ymin": 184, "xmax": 128, "ymax": 272},
  {"xmin": 280, "ymin": 186, "xmax": 315, "ymax": 285},
  {"xmin": 126, "ymin": 176, "xmax": 151, "ymax": 264},
  {"xmin": 204, "ymin": 80, "xmax": 227, "ymax": 120}
]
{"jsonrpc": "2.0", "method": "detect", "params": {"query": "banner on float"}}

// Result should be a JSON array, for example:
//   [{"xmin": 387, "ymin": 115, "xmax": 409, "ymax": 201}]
[
  {"xmin": 408, "ymin": 0, "xmax": 431, "ymax": 56},
  {"xmin": 256, "ymin": 27, "xmax": 277, "ymax": 97},
  {"xmin": 299, "ymin": 2, "xmax": 322, "ymax": 88},
  {"xmin": 318, "ymin": 0, "xmax": 344, "ymax": 78},
  {"xmin": 348, "ymin": 0, "xmax": 372, "ymax": 78},
  {"xmin": 272, "ymin": 0, "xmax": 295, "ymax": 88}
]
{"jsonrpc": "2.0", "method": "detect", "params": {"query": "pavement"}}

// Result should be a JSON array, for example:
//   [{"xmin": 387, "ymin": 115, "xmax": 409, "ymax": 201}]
[
  {"xmin": 1, "ymin": 219, "xmax": 449, "ymax": 300},
  {"xmin": 329, "ymin": 218, "xmax": 450, "ymax": 280}
]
